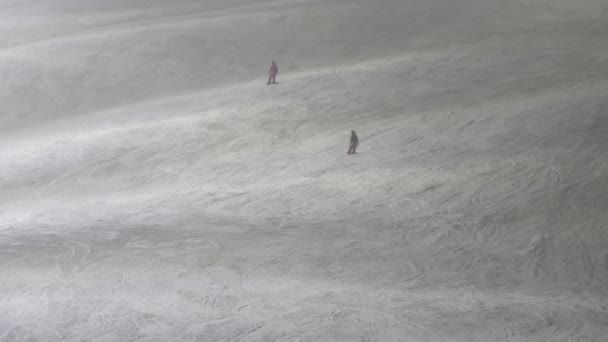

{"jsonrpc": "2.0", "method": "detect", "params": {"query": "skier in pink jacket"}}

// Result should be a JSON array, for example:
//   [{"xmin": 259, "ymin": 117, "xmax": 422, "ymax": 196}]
[{"xmin": 267, "ymin": 61, "xmax": 278, "ymax": 84}]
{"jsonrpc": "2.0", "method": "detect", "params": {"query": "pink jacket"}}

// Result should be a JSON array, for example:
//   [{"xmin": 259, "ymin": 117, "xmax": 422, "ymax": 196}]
[{"xmin": 269, "ymin": 63, "xmax": 278, "ymax": 75}]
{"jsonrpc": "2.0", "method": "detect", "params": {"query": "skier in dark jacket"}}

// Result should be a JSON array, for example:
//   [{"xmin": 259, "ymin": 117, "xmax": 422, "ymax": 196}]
[
  {"xmin": 348, "ymin": 130, "xmax": 359, "ymax": 154},
  {"xmin": 267, "ymin": 61, "xmax": 278, "ymax": 84}
]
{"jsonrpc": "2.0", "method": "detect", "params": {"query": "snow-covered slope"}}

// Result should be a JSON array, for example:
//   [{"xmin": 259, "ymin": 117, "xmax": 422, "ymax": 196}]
[{"xmin": 1, "ymin": 0, "xmax": 607, "ymax": 341}]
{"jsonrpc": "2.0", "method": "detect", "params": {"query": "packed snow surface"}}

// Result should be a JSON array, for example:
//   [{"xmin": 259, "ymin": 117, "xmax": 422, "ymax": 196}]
[{"xmin": 1, "ymin": 0, "xmax": 607, "ymax": 341}]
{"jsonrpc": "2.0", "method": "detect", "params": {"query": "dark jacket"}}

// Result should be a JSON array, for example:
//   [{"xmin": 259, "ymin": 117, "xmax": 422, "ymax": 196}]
[{"xmin": 269, "ymin": 62, "xmax": 278, "ymax": 75}]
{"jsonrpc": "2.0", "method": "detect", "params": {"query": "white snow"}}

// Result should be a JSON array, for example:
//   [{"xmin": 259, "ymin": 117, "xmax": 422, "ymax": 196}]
[{"xmin": 1, "ymin": 0, "xmax": 607, "ymax": 341}]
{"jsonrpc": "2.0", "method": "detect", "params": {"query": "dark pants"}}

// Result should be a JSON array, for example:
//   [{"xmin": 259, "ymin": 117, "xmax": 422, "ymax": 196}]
[
  {"xmin": 347, "ymin": 143, "xmax": 358, "ymax": 154},
  {"xmin": 268, "ymin": 73, "xmax": 277, "ymax": 84}
]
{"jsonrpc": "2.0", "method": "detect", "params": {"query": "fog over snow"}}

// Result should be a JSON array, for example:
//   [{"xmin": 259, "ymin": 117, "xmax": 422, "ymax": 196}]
[{"xmin": 1, "ymin": 0, "xmax": 607, "ymax": 341}]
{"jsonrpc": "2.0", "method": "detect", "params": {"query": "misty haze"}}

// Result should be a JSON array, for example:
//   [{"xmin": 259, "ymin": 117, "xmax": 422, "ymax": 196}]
[{"xmin": 1, "ymin": 0, "xmax": 607, "ymax": 341}]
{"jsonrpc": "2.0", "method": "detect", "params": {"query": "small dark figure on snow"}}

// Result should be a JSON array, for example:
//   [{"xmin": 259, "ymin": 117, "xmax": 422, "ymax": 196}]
[
  {"xmin": 348, "ymin": 130, "xmax": 359, "ymax": 154},
  {"xmin": 267, "ymin": 61, "xmax": 278, "ymax": 84}
]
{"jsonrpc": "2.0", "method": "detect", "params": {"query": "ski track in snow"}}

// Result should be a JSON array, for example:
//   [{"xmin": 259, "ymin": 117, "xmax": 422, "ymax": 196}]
[{"xmin": 1, "ymin": 0, "xmax": 608, "ymax": 341}]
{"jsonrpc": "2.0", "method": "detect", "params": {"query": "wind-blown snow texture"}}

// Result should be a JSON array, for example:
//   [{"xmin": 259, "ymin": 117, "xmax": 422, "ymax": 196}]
[{"xmin": 1, "ymin": 0, "xmax": 607, "ymax": 341}]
